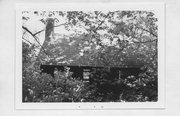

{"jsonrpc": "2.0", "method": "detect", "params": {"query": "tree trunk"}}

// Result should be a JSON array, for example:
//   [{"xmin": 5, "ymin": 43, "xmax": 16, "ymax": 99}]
[{"xmin": 27, "ymin": 18, "xmax": 54, "ymax": 70}]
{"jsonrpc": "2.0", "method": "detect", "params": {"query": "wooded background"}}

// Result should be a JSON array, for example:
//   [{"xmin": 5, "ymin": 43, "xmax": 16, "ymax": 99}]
[{"xmin": 0, "ymin": 0, "xmax": 180, "ymax": 116}]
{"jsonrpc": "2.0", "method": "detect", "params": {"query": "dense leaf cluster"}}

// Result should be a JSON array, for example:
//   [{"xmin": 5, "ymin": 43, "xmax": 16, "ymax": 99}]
[{"xmin": 22, "ymin": 64, "xmax": 157, "ymax": 102}]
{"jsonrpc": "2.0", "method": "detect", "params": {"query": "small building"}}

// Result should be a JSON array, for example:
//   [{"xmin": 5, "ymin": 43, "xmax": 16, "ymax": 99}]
[
  {"xmin": 40, "ymin": 64, "xmax": 142, "ymax": 82},
  {"xmin": 37, "ymin": 18, "xmax": 143, "ymax": 82}
]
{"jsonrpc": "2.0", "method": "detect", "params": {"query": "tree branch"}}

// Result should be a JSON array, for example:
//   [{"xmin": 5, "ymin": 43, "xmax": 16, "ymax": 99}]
[
  {"xmin": 94, "ymin": 12, "xmax": 111, "ymax": 32},
  {"xmin": 33, "ymin": 23, "xmax": 68, "ymax": 36},
  {"xmin": 22, "ymin": 38, "xmax": 38, "ymax": 58},
  {"xmin": 136, "ymin": 26, "xmax": 158, "ymax": 38},
  {"xmin": 22, "ymin": 26, "xmax": 49, "ymax": 57},
  {"xmin": 22, "ymin": 37, "xmax": 33, "ymax": 45}
]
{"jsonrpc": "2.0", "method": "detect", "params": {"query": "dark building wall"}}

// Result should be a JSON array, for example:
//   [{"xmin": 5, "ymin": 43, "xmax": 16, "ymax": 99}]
[
  {"xmin": 40, "ymin": 65, "xmax": 65, "ymax": 77},
  {"xmin": 40, "ymin": 65, "xmax": 141, "ymax": 80}
]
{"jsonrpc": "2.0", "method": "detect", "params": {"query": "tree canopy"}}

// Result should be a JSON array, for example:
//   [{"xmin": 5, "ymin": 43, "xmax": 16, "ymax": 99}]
[{"xmin": 22, "ymin": 11, "xmax": 157, "ymax": 68}]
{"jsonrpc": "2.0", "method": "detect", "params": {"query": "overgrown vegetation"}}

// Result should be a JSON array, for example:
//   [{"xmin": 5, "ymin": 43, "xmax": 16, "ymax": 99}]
[{"xmin": 22, "ymin": 11, "xmax": 158, "ymax": 102}]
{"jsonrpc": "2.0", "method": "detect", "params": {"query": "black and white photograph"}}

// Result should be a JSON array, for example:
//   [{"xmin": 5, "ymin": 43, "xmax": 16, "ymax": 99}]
[
  {"xmin": 3, "ymin": 0, "xmax": 180, "ymax": 115},
  {"xmin": 15, "ymin": 3, "xmax": 165, "ymax": 109}
]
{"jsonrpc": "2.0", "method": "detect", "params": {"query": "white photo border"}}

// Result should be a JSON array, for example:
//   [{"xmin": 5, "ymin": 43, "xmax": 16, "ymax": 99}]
[{"xmin": 15, "ymin": 3, "xmax": 165, "ymax": 109}]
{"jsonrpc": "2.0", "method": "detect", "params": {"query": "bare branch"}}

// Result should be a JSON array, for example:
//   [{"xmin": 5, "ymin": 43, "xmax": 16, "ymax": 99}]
[
  {"xmin": 22, "ymin": 37, "xmax": 33, "ymax": 45},
  {"xmin": 136, "ymin": 26, "xmax": 158, "ymax": 38},
  {"xmin": 33, "ymin": 23, "xmax": 68, "ymax": 36},
  {"xmin": 22, "ymin": 26, "xmax": 34, "ymax": 36},
  {"xmin": 22, "ymin": 26, "xmax": 49, "ymax": 57}
]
